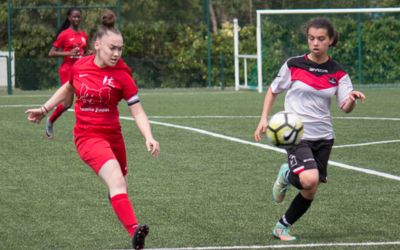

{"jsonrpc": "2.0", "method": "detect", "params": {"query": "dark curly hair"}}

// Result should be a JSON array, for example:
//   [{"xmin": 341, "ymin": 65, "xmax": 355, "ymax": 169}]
[{"xmin": 305, "ymin": 17, "xmax": 339, "ymax": 47}]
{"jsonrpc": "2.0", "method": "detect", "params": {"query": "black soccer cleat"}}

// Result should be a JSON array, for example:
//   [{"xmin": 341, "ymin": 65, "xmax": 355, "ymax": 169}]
[
  {"xmin": 132, "ymin": 224, "xmax": 149, "ymax": 250},
  {"xmin": 45, "ymin": 118, "xmax": 54, "ymax": 138}
]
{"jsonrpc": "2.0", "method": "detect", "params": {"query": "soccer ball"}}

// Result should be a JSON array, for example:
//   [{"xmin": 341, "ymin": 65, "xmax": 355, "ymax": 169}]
[{"xmin": 266, "ymin": 111, "xmax": 304, "ymax": 148}]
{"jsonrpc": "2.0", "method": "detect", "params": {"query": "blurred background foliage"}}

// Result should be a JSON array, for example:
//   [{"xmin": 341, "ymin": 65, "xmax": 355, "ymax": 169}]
[{"xmin": 2, "ymin": 0, "xmax": 400, "ymax": 90}]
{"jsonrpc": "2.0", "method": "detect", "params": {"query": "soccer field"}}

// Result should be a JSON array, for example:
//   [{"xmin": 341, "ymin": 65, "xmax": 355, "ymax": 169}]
[{"xmin": 1, "ymin": 88, "xmax": 399, "ymax": 249}]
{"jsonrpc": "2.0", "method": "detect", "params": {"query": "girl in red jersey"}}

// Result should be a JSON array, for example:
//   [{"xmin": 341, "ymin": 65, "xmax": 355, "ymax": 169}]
[
  {"xmin": 26, "ymin": 9, "xmax": 159, "ymax": 249},
  {"xmin": 254, "ymin": 17, "xmax": 365, "ymax": 241},
  {"xmin": 46, "ymin": 7, "xmax": 89, "ymax": 138}
]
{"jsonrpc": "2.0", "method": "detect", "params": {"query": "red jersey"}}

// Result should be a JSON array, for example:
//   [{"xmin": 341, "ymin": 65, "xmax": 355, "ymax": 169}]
[
  {"xmin": 53, "ymin": 27, "xmax": 89, "ymax": 66},
  {"xmin": 71, "ymin": 55, "xmax": 139, "ymax": 135}
]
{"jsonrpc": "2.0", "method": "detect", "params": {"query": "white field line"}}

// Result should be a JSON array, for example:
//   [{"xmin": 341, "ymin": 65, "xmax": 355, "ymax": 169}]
[
  {"xmin": 2, "ymin": 105, "xmax": 400, "ymax": 121},
  {"xmin": 0, "ymin": 104, "xmax": 45, "ymax": 107},
  {"xmin": 3, "ymin": 104, "xmax": 400, "ymax": 148},
  {"xmin": 3, "ymin": 104, "xmax": 399, "ymax": 180},
  {"xmin": 0, "ymin": 95, "xmax": 53, "ymax": 98},
  {"xmin": 335, "ymin": 116, "xmax": 400, "ymax": 121},
  {"xmin": 119, "ymin": 116, "xmax": 285, "ymax": 155},
  {"xmin": 6, "ymin": 106, "xmax": 400, "ymax": 248},
  {"xmin": 119, "ymin": 116, "xmax": 400, "ymax": 182},
  {"xmin": 144, "ymin": 241, "xmax": 400, "ymax": 250},
  {"xmin": 136, "ymin": 115, "xmax": 400, "ymax": 121},
  {"xmin": 333, "ymin": 139, "xmax": 400, "ymax": 148},
  {"xmin": 149, "ymin": 115, "xmax": 258, "ymax": 119}
]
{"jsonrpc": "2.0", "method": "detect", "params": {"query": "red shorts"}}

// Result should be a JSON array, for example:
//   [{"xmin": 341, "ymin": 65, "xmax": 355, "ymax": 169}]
[
  {"xmin": 74, "ymin": 132, "xmax": 128, "ymax": 176},
  {"xmin": 59, "ymin": 63, "xmax": 73, "ymax": 84}
]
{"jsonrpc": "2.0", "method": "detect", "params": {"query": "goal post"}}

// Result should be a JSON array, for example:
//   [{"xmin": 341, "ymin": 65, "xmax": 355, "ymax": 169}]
[
  {"xmin": 0, "ymin": 52, "xmax": 15, "ymax": 93},
  {"xmin": 257, "ymin": 7, "xmax": 400, "ymax": 91},
  {"xmin": 233, "ymin": 18, "xmax": 259, "ymax": 92},
  {"xmin": 234, "ymin": 7, "xmax": 400, "ymax": 92}
]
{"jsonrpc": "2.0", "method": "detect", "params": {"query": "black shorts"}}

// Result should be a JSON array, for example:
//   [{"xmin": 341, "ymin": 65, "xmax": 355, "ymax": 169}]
[{"xmin": 286, "ymin": 139, "xmax": 334, "ymax": 183}]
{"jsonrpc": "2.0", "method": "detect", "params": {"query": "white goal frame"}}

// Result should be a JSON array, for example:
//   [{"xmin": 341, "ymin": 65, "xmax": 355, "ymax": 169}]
[
  {"xmin": 0, "ymin": 51, "xmax": 15, "ymax": 89},
  {"xmin": 234, "ymin": 7, "xmax": 400, "ymax": 93}
]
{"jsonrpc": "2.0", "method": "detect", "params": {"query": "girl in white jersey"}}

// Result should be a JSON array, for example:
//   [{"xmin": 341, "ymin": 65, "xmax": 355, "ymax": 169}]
[{"xmin": 254, "ymin": 17, "xmax": 365, "ymax": 241}]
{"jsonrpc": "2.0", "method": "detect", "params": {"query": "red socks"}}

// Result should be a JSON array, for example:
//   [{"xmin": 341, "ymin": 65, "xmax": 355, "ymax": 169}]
[
  {"xmin": 110, "ymin": 193, "xmax": 138, "ymax": 237},
  {"xmin": 49, "ymin": 103, "xmax": 66, "ymax": 123}
]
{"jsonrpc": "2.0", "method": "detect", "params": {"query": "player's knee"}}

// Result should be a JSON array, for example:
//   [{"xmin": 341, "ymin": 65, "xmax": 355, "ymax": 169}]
[
  {"xmin": 299, "ymin": 170, "xmax": 319, "ymax": 190},
  {"xmin": 301, "ymin": 179, "xmax": 319, "ymax": 190},
  {"xmin": 112, "ymin": 175, "xmax": 128, "ymax": 190}
]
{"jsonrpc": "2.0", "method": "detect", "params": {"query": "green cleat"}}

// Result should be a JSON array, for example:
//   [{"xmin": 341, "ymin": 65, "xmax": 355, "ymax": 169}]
[
  {"xmin": 272, "ymin": 222, "xmax": 296, "ymax": 241},
  {"xmin": 272, "ymin": 163, "xmax": 290, "ymax": 203}
]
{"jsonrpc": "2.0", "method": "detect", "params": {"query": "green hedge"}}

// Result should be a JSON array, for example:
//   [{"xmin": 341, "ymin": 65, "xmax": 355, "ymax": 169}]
[{"xmin": 9, "ymin": 14, "xmax": 400, "ymax": 89}]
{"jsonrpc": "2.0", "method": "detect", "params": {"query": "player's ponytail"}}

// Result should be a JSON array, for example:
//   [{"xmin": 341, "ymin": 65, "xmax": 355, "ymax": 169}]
[
  {"xmin": 305, "ymin": 17, "xmax": 339, "ymax": 47},
  {"xmin": 95, "ymin": 9, "xmax": 121, "ymax": 40},
  {"xmin": 331, "ymin": 30, "xmax": 339, "ymax": 47},
  {"xmin": 56, "ymin": 7, "xmax": 81, "ymax": 37},
  {"xmin": 101, "ymin": 9, "xmax": 116, "ymax": 28}
]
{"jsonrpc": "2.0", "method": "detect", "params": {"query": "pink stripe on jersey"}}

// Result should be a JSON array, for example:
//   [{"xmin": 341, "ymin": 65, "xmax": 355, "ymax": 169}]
[
  {"xmin": 290, "ymin": 67, "xmax": 346, "ymax": 90},
  {"xmin": 293, "ymin": 166, "xmax": 305, "ymax": 175}
]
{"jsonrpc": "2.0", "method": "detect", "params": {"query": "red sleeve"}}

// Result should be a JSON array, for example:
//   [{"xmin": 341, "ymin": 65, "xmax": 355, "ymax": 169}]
[
  {"xmin": 113, "ymin": 59, "xmax": 139, "ymax": 105},
  {"xmin": 120, "ymin": 69, "xmax": 139, "ymax": 106},
  {"xmin": 53, "ymin": 30, "xmax": 66, "ymax": 49}
]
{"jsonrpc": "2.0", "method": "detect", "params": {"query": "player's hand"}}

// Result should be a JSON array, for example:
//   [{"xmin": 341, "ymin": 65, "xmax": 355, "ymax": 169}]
[
  {"xmin": 70, "ymin": 47, "xmax": 81, "ymax": 58},
  {"xmin": 348, "ymin": 91, "xmax": 366, "ymax": 102},
  {"xmin": 254, "ymin": 119, "xmax": 268, "ymax": 142},
  {"xmin": 25, "ymin": 108, "xmax": 46, "ymax": 124},
  {"xmin": 146, "ymin": 138, "xmax": 160, "ymax": 159}
]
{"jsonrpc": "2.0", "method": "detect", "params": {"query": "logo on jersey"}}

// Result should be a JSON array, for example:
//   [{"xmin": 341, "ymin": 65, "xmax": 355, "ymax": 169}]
[
  {"xmin": 328, "ymin": 77, "xmax": 338, "ymax": 85},
  {"xmin": 103, "ymin": 76, "xmax": 115, "ymax": 88},
  {"xmin": 289, "ymin": 154, "xmax": 298, "ymax": 168},
  {"xmin": 309, "ymin": 67, "xmax": 328, "ymax": 73},
  {"xmin": 79, "ymin": 83, "xmax": 111, "ymax": 106}
]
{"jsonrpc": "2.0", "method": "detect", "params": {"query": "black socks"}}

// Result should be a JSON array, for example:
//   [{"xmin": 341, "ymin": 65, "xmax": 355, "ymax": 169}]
[{"xmin": 279, "ymin": 192, "xmax": 313, "ymax": 227}]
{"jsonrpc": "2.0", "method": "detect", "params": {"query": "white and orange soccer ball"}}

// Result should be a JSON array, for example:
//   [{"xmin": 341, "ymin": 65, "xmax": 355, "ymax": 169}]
[{"xmin": 266, "ymin": 111, "xmax": 304, "ymax": 148}]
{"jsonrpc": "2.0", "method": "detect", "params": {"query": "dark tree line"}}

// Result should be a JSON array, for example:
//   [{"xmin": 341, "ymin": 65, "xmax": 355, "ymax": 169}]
[{"xmin": 2, "ymin": 0, "xmax": 400, "ymax": 89}]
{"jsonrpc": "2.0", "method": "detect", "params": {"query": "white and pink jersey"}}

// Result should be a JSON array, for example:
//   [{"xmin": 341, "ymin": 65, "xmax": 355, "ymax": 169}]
[
  {"xmin": 270, "ymin": 54, "xmax": 353, "ymax": 140},
  {"xmin": 71, "ymin": 55, "xmax": 140, "ymax": 136}
]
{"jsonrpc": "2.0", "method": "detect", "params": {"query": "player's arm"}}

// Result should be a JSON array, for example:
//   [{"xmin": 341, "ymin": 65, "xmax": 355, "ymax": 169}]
[
  {"xmin": 254, "ymin": 87, "xmax": 279, "ymax": 142},
  {"xmin": 128, "ymin": 103, "xmax": 160, "ymax": 159},
  {"xmin": 341, "ymin": 90, "xmax": 366, "ymax": 113},
  {"xmin": 254, "ymin": 61, "xmax": 291, "ymax": 142},
  {"xmin": 25, "ymin": 82, "xmax": 74, "ymax": 123},
  {"xmin": 337, "ymin": 74, "xmax": 366, "ymax": 113},
  {"xmin": 48, "ymin": 46, "xmax": 79, "ymax": 58}
]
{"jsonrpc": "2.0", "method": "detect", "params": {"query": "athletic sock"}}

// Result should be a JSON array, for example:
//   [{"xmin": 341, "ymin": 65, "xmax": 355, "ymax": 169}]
[
  {"xmin": 279, "ymin": 192, "xmax": 313, "ymax": 227},
  {"xmin": 110, "ymin": 193, "xmax": 138, "ymax": 237},
  {"xmin": 49, "ymin": 103, "xmax": 66, "ymax": 123},
  {"xmin": 287, "ymin": 171, "xmax": 303, "ymax": 190}
]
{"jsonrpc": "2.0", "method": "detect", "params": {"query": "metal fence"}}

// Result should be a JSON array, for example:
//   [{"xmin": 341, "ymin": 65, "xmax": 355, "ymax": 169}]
[{"xmin": 3, "ymin": 0, "xmax": 400, "ymax": 94}]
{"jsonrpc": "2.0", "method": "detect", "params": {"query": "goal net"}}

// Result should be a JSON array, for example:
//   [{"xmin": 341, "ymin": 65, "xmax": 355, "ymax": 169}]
[{"xmin": 234, "ymin": 8, "xmax": 400, "ymax": 92}]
